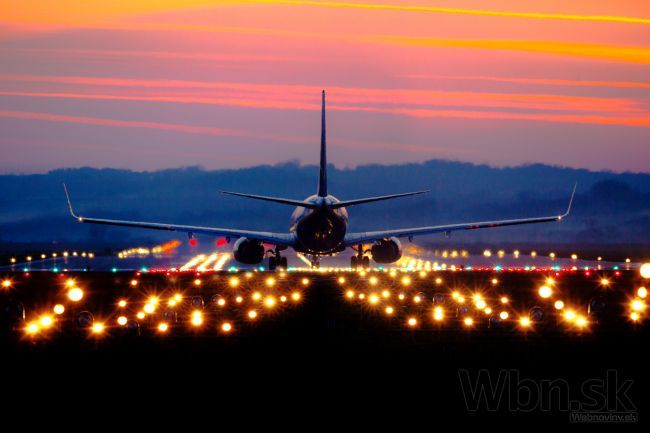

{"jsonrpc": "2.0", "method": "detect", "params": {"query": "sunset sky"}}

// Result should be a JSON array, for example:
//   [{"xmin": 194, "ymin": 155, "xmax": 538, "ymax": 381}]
[{"xmin": 1, "ymin": 0, "xmax": 649, "ymax": 173}]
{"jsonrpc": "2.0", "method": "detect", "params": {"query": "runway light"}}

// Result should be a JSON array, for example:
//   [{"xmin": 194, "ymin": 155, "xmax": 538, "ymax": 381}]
[
  {"xmin": 564, "ymin": 310, "xmax": 577, "ymax": 322},
  {"xmin": 91, "ymin": 323, "xmax": 105, "ymax": 334},
  {"xmin": 291, "ymin": 292, "xmax": 301, "ymax": 301},
  {"xmin": 600, "ymin": 278, "xmax": 610, "ymax": 286},
  {"xmin": 130, "ymin": 279, "xmax": 138, "ymax": 287},
  {"xmin": 53, "ymin": 304, "xmax": 65, "ymax": 315},
  {"xmin": 519, "ymin": 317, "xmax": 531, "ymax": 328},
  {"xmin": 158, "ymin": 322, "xmax": 169, "ymax": 333},
  {"xmin": 65, "ymin": 279, "xmax": 76, "ymax": 288},
  {"xmin": 491, "ymin": 278, "xmax": 498, "ymax": 285},
  {"xmin": 167, "ymin": 299, "xmax": 177, "ymax": 307},
  {"xmin": 640, "ymin": 263, "xmax": 650, "ymax": 279},
  {"xmin": 301, "ymin": 278, "xmax": 310, "ymax": 286},
  {"xmin": 221, "ymin": 322, "xmax": 233, "ymax": 333},
  {"xmin": 463, "ymin": 317, "xmax": 474, "ymax": 327},
  {"xmin": 545, "ymin": 277, "xmax": 555, "ymax": 286},
  {"xmin": 401, "ymin": 276, "xmax": 411, "ymax": 286},
  {"xmin": 385, "ymin": 306, "xmax": 394, "ymax": 315},
  {"xmin": 368, "ymin": 293, "xmax": 380, "ymax": 305},
  {"xmin": 500, "ymin": 296, "xmax": 509, "ymax": 304},
  {"xmin": 118, "ymin": 299, "xmax": 127, "ymax": 308},
  {"xmin": 369, "ymin": 276, "xmax": 378, "ymax": 286},
  {"xmin": 571, "ymin": 254, "xmax": 578, "ymax": 260},
  {"xmin": 191, "ymin": 311, "xmax": 204, "ymax": 326},
  {"xmin": 194, "ymin": 279, "xmax": 202, "ymax": 286},
  {"xmin": 235, "ymin": 296, "xmax": 243, "ymax": 303},
  {"xmin": 217, "ymin": 298, "xmax": 226, "ymax": 307},
  {"xmin": 475, "ymin": 299, "xmax": 487, "ymax": 310},
  {"xmin": 538, "ymin": 285, "xmax": 553, "ymax": 299},
  {"xmin": 265, "ymin": 277, "xmax": 275, "ymax": 288},
  {"xmin": 433, "ymin": 306, "xmax": 444, "ymax": 321},
  {"xmin": 280, "ymin": 295, "xmax": 287, "ymax": 302},
  {"xmin": 554, "ymin": 300, "xmax": 565, "ymax": 310},
  {"xmin": 630, "ymin": 312, "xmax": 641, "ymax": 322},
  {"xmin": 338, "ymin": 277, "xmax": 346, "ymax": 284},
  {"xmin": 1, "ymin": 280, "xmax": 12, "ymax": 289},
  {"xmin": 413, "ymin": 295, "xmax": 422, "ymax": 304},
  {"xmin": 499, "ymin": 311, "xmax": 509, "ymax": 320},
  {"xmin": 407, "ymin": 317, "xmax": 418, "ymax": 327},
  {"xmin": 638, "ymin": 287, "xmax": 647, "ymax": 299},
  {"xmin": 136, "ymin": 312, "xmax": 146, "ymax": 320},
  {"xmin": 345, "ymin": 290, "xmax": 355, "ymax": 299},
  {"xmin": 252, "ymin": 292, "xmax": 262, "ymax": 301},
  {"xmin": 451, "ymin": 291, "xmax": 460, "ymax": 300},
  {"xmin": 381, "ymin": 290, "xmax": 391, "ymax": 298},
  {"xmin": 143, "ymin": 303, "xmax": 156, "ymax": 314},
  {"xmin": 435, "ymin": 277, "xmax": 443, "ymax": 285},
  {"xmin": 229, "ymin": 277, "xmax": 240, "ymax": 288},
  {"xmin": 484, "ymin": 307, "xmax": 492, "ymax": 315},
  {"xmin": 117, "ymin": 316, "xmax": 128, "ymax": 326},
  {"xmin": 67, "ymin": 287, "xmax": 84, "ymax": 302},
  {"xmin": 358, "ymin": 293, "xmax": 365, "ymax": 300},
  {"xmin": 575, "ymin": 316, "xmax": 588, "ymax": 328},
  {"xmin": 248, "ymin": 310, "xmax": 258, "ymax": 319}
]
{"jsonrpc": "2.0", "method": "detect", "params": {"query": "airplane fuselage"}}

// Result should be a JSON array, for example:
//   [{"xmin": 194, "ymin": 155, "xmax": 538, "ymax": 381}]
[{"xmin": 290, "ymin": 195, "xmax": 348, "ymax": 254}]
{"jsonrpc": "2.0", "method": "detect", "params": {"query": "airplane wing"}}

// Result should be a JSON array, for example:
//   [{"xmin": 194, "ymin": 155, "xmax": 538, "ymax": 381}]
[
  {"xmin": 343, "ymin": 184, "xmax": 576, "ymax": 247},
  {"xmin": 63, "ymin": 185, "xmax": 295, "ymax": 247}
]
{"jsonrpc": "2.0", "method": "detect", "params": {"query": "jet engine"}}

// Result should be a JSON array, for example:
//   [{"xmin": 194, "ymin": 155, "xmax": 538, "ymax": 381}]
[
  {"xmin": 232, "ymin": 238, "xmax": 265, "ymax": 264},
  {"xmin": 370, "ymin": 237, "xmax": 402, "ymax": 264}
]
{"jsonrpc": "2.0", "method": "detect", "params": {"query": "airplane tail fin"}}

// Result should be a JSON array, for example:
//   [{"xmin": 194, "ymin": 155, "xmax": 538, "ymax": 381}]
[
  {"xmin": 329, "ymin": 190, "xmax": 429, "ymax": 209},
  {"xmin": 317, "ymin": 90, "xmax": 327, "ymax": 197}
]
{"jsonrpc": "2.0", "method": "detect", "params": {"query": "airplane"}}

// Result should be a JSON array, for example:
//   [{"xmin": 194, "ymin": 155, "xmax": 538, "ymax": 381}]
[{"xmin": 64, "ymin": 90, "xmax": 576, "ymax": 270}]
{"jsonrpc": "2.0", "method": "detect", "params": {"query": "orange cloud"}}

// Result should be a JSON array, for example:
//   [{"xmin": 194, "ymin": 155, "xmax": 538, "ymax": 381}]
[{"xmin": 402, "ymin": 75, "xmax": 650, "ymax": 90}]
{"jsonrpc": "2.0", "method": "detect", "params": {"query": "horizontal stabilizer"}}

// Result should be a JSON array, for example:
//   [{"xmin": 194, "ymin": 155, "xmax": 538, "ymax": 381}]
[
  {"xmin": 220, "ymin": 191, "xmax": 319, "ymax": 209},
  {"xmin": 329, "ymin": 190, "xmax": 429, "ymax": 209}
]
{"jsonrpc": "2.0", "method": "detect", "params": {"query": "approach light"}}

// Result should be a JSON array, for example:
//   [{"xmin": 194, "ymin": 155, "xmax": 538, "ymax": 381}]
[
  {"xmin": 2, "ymin": 280, "xmax": 11, "ymax": 289},
  {"xmin": 280, "ymin": 295, "xmax": 287, "ymax": 302},
  {"xmin": 291, "ymin": 292, "xmax": 301, "ymax": 301},
  {"xmin": 67, "ymin": 287, "xmax": 84, "ymax": 302},
  {"xmin": 381, "ymin": 290, "xmax": 391, "ymax": 299},
  {"xmin": 435, "ymin": 277, "xmax": 443, "ymax": 285},
  {"xmin": 538, "ymin": 285, "xmax": 552, "ymax": 299},
  {"xmin": 575, "ymin": 316, "xmax": 588, "ymax": 328},
  {"xmin": 143, "ymin": 303, "xmax": 156, "ymax": 314},
  {"xmin": 221, "ymin": 322, "xmax": 233, "ymax": 333},
  {"xmin": 174, "ymin": 293, "xmax": 183, "ymax": 302},
  {"xmin": 136, "ymin": 312, "xmax": 146, "ymax": 320},
  {"xmin": 475, "ymin": 299, "xmax": 487, "ymax": 310},
  {"xmin": 194, "ymin": 279, "xmax": 202, "ymax": 287},
  {"xmin": 53, "ymin": 304, "xmax": 65, "ymax": 315},
  {"xmin": 118, "ymin": 299, "xmax": 127, "ymax": 308},
  {"xmin": 26, "ymin": 322, "xmax": 39, "ymax": 335},
  {"xmin": 345, "ymin": 290, "xmax": 355, "ymax": 299},
  {"xmin": 167, "ymin": 299, "xmax": 177, "ymax": 307},
  {"xmin": 519, "ymin": 317, "xmax": 531, "ymax": 328},
  {"xmin": 407, "ymin": 317, "xmax": 418, "ymax": 327},
  {"xmin": 413, "ymin": 295, "xmax": 422, "ymax": 304},
  {"xmin": 264, "ymin": 296, "xmax": 276, "ymax": 308},
  {"xmin": 158, "ymin": 322, "xmax": 169, "ymax": 333},
  {"xmin": 385, "ymin": 306, "xmax": 394, "ymax": 315},
  {"xmin": 631, "ymin": 299, "xmax": 646, "ymax": 312},
  {"xmin": 433, "ymin": 307, "xmax": 444, "ymax": 321},
  {"xmin": 191, "ymin": 311, "xmax": 204, "ymax": 326},
  {"xmin": 571, "ymin": 254, "xmax": 578, "ymax": 260},
  {"xmin": 338, "ymin": 277, "xmax": 346, "ymax": 284},
  {"xmin": 630, "ymin": 312, "xmax": 640, "ymax": 322},
  {"xmin": 500, "ymin": 296, "xmax": 509, "ymax": 304},
  {"xmin": 235, "ymin": 296, "xmax": 244, "ymax": 303},
  {"xmin": 640, "ymin": 263, "xmax": 650, "ymax": 279},
  {"xmin": 499, "ymin": 311, "xmax": 509, "ymax": 320},
  {"xmin": 265, "ymin": 277, "xmax": 275, "ymax": 288},
  {"xmin": 252, "ymin": 292, "xmax": 262, "ymax": 301},
  {"xmin": 91, "ymin": 323, "xmax": 105, "ymax": 334},
  {"xmin": 369, "ymin": 276, "xmax": 378, "ymax": 286},
  {"xmin": 216, "ymin": 297, "xmax": 226, "ymax": 307},
  {"xmin": 638, "ymin": 287, "xmax": 648, "ymax": 299},
  {"xmin": 301, "ymin": 278, "xmax": 310, "ymax": 286},
  {"xmin": 401, "ymin": 276, "xmax": 411, "ymax": 286},
  {"xmin": 248, "ymin": 310, "xmax": 258, "ymax": 319},
  {"xmin": 463, "ymin": 317, "xmax": 474, "ymax": 327},
  {"xmin": 117, "ymin": 316, "xmax": 128, "ymax": 326},
  {"xmin": 554, "ymin": 300, "xmax": 565, "ymax": 310},
  {"xmin": 130, "ymin": 279, "xmax": 138, "ymax": 287},
  {"xmin": 39, "ymin": 315, "xmax": 54, "ymax": 328},
  {"xmin": 491, "ymin": 278, "xmax": 498, "ymax": 285},
  {"xmin": 398, "ymin": 293, "xmax": 405, "ymax": 301}
]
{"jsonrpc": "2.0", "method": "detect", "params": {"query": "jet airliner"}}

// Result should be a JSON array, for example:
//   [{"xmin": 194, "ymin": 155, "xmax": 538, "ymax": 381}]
[{"xmin": 64, "ymin": 91, "xmax": 575, "ymax": 269}]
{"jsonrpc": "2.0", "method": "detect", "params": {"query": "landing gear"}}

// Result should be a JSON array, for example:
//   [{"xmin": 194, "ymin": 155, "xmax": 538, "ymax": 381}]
[
  {"xmin": 268, "ymin": 247, "xmax": 288, "ymax": 271},
  {"xmin": 351, "ymin": 244, "xmax": 370, "ymax": 269},
  {"xmin": 310, "ymin": 256, "xmax": 320, "ymax": 269}
]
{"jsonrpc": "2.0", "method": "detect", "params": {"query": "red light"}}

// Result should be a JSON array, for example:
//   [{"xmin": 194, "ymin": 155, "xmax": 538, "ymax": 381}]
[
  {"xmin": 189, "ymin": 238, "xmax": 198, "ymax": 247},
  {"xmin": 216, "ymin": 238, "xmax": 227, "ymax": 247}
]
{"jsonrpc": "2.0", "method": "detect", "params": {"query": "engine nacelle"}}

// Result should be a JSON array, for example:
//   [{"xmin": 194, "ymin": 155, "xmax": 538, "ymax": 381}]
[
  {"xmin": 232, "ymin": 237, "xmax": 265, "ymax": 264},
  {"xmin": 370, "ymin": 237, "xmax": 402, "ymax": 264}
]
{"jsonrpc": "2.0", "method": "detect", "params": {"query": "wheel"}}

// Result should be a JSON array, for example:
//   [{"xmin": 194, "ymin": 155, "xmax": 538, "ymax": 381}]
[
  {"xmin": 280, "ymin": 257, "xmax": 288, "ymax": 269},
  {"xmin": 362, "ymin": 256, "xmax": 370, "ymax": 269},
  {"xmin": 268, "ymin": 256, "xmax": 276, "ymax": 270},
  {"xmin": 350, "ymin": 256, "xmax": 357, "ymax": 269}
]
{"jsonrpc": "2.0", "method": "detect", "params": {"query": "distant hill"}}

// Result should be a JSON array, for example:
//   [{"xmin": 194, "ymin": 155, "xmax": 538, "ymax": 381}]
[{"xmin": 1, "ymin": 160, "xmax": 649, "ymax": 248}]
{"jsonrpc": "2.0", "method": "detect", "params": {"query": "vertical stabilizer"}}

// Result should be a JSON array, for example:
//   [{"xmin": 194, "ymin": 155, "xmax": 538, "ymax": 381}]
[{"xmin": 317, "ymin": 90, "xmax": 328, "ymax": 197}]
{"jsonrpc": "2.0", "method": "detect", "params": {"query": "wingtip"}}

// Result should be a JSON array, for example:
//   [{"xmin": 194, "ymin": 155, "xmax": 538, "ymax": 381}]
[
  {"xmin": 63, "ymin": 183, "xmax": 79, "ymax": 219},
  {"xmin": 561, "ymin": 182, "xmax": 578, "ymax": 218}
]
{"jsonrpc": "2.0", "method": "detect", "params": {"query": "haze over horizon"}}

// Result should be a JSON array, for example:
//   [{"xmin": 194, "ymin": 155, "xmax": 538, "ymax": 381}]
[{"xmin": 2, "ymin": 1, "xmax": 650, "ymax": 173}]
